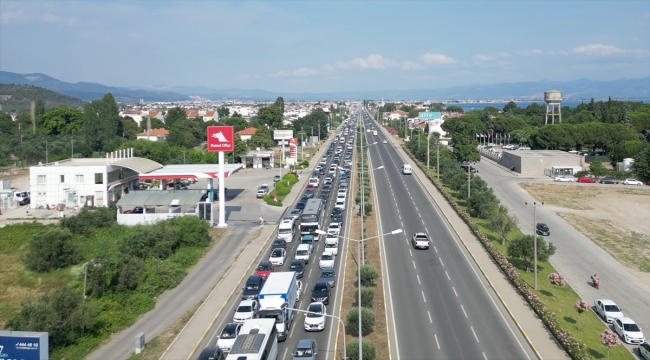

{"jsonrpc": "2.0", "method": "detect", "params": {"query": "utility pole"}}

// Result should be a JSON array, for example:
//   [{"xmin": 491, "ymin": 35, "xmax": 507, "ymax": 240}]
[
  {"xmin": 437, "ymin": 140, "xmax": 440, "ymax": 181},
  {"xmin": 427, "ymin": 132, "xmax": 430, "ymax": 169},
  {"xmin": 467, "ymin": 164, "xmax": 471, "ymax": 199},
  {"xmin": 358, "ymin": 110, "xmax": 364, "ymax": 360},
  {"xmin": 526, "ymin": 201, "xmax": 544, "ymax": 290}
]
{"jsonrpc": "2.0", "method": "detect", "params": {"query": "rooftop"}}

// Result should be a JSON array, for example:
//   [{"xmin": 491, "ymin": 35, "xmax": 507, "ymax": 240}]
[
  {"xmin": 502, "ymin": 150, "xmax": 583, "ymax": 158},
  {"xmin": 136, "ymin": 128, "xmax": 169, "ymax": 136}
]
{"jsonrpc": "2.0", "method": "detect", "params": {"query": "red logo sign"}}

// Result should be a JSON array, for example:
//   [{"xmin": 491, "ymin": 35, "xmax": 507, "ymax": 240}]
[{"xmin": 207, "ymin": 126, "xmax": 234, "ymax": 152}]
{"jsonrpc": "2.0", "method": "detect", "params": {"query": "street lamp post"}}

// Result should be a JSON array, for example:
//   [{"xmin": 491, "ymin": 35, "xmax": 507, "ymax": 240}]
[
  {"xmin": 316, "ymin": 229, "xmax": 402, "ymax": 360},
  {"xmin": 281, "ymin": 303, "xmax": 347, "ymax": 360},
  {"xmin": 436, "ymin": 140, "xmax": 440, "ymax": 181},
  {"xmin": 525, "ymin": 201, "xmax": 544, "ymax": 290}
]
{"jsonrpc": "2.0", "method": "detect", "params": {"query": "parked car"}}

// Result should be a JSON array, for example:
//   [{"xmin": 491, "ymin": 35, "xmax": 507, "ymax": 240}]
[
  {"xmin": 256, "ymin": 184, "xmax": 269, "ymax": 198},
  {"xmin": 254, "ymin": 260, "xmax": 274, "ymax": 280},
  {"xmin": 613, "ymin": 317, "xmax": 645, "ymax": 344},
  {"xmin": 273, "ymin": 175, "xmax": 281, "ymax": 182},
  {"xmin": 554, "ymin": 175, "xmax": 574, "ymax": 182},
  {"xmin": 594, "ymin": 299, "xmax": 624, "ymax": 323},
  {"xmin": 623, "ymin": 178, "xmax": 643, "ymax": 185},
  {"xmin": 577, "ymin": 176, "xmax": 597, "ymax": 183},
  {"xmin": 123, "ymin": 206, "xmax": 144, "ymax": 214},
  {"xmin": 536, "ymin": 223, "xmax": 550, "ymax": 236},
  {"xmin": 599, "ymin": 177, "xmax": 619, "ymax": 184}
]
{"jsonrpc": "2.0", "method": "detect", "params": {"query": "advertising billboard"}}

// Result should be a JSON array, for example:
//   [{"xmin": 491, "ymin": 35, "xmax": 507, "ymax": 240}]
[
  {"xmin": 0, "ymin": 331, "xmax": 49, "ymax": 360},
  {"xmin": 207, "ymin": 126, "xmax": 234, "ymax": 152},
  {"xmin": 418, "ymin": 112, "xmax": 442, "ymax": 119},
  {"xmin": 273, "ymin": 130, "xmax": 293, "ymax": 140},
  {"xmin": 289, "ymin": 137, "xmax": 298, "ymax": 164}
]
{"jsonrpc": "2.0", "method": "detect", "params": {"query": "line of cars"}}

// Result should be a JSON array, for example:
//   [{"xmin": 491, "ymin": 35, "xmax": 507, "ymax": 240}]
[
  {"xmin": 593, "ymin": 298, "xmax": 647, "ymax": 354},
  {"xmin": 557, "ymin": 175, "xmax": 646, "ymax": 185}
]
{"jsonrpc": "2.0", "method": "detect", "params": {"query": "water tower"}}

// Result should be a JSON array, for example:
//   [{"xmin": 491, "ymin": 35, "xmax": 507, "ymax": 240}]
[{"xmin": 544, "ymin": 90, "xmax": 562, "ymax": 125}]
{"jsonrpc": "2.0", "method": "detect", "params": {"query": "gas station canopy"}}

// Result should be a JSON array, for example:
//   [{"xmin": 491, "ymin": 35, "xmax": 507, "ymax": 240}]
[{"xmin": 138, "ymin": 164, "xmax": 243, "ymax": 180}]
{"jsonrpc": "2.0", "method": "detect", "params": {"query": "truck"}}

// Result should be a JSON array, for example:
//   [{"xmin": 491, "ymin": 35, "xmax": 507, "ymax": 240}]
[
  {"xmin": 257, "ymin": 272, "xmax": 299, "ymax": 342},
  {"xmin": 12, "ymin": 190, "xmax": 30, "ymax": 205}
]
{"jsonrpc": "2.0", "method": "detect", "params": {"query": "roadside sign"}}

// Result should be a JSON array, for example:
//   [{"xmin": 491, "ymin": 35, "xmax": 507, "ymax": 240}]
[
  {"xmin": 207, "ymin": 126, "xmax": 234, "ymax": 152},
  {"xmin": 418, "ymin": 112, "xmax": 441, "ymax": 119},
  {"xmin": 274, "ymin": 130, "xmax": 293, "ymax": 140}
]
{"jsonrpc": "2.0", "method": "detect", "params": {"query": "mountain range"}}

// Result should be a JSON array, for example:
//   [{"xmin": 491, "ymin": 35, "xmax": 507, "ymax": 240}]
[{"xmin": 1, "ymin": 71, "xmax": 648, "ymax": 102}]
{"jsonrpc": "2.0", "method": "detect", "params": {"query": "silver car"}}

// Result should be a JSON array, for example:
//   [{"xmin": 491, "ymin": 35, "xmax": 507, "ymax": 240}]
[{"xmin": 293, "ymin": 339, "xmax": 318, "ymax": 360}]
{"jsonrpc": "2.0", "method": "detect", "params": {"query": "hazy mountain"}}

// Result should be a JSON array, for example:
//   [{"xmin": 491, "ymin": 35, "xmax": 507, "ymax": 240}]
[
  {"xmin": 2, "ymin": 71, "xmax": 648, "ymax": 102},
  {"xmin": 0, "ymin": 84, "xmax": 85, "ymax": 111}
]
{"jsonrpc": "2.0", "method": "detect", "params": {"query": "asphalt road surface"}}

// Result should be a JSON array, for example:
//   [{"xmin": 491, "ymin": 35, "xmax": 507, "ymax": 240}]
[
  {"xmin": 361, "ymin": 109, "xmax": 535, "ymax": 360},
  {"xmin": 194, "ymin": 118, "xmax": 358, "ymax": 360}
]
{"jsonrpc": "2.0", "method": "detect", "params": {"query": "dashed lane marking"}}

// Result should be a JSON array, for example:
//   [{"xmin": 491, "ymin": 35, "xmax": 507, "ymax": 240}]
[
  {"xmin": 434, "ymin": 334, "xmax": 440, "ymax": 349},
  {"xmin": 413, "ymin": 260, "xmax": 417, "ymax": 269},
  {"xmin": 483, "ymin": 352, "xmax": 488, "ymax": 360},
  {"xmin": 421, "ymin": 291, "xmax": 427, "ymax": 302},
  {"xmin": 417, "ymin": 275, "xmax": 421, "ymax": 284},
  {"xmin": 453, "ymin": 287, "xmax": 458, "ymax": 297},
  {"xmin": 471, "ymin": 326, "xmax": 480, "ymax": 343},
  {"xmin": 445, "ymin": 271, "xmax": 450, "ymax": 280},
  {"xmin": 428, "ymin": 311, "xmax": 433, "ymax": 323},
  {"xmin": 434, "ymin": 246, "xmax": 438, "ymax": 253},
  {"xmin": 439, "ymin": 258, "xmax": 444, "ymax": 267},
  {"xmin": 409, "ymin": 249, "xmax": 413, "ymax": 257},
  {"xmin": 461, "ymin": 304, "xmax": 468, "ymax": 318}
]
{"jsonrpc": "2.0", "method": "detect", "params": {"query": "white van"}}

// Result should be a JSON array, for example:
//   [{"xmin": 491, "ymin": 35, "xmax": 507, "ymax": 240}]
[
  {"xmin": 372, "ymin": 130, "xmax": 377, "ymax": 136},
  {"xmin": 278, "ymin": 218, "xmax": 295, "ymax": 243},
  {"xmin": 402, "ymin": 164, "xmax": 412, "ymax": 175},
  {"xmin": 295, "ymin": 244, "xmax": 312, "ymax": 264}
]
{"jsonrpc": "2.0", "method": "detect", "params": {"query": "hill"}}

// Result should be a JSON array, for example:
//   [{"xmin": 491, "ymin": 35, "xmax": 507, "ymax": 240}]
[
  {"xmin": 0, "ymin": 84, "xmax": 86, "ymax": 112},
  {"xmin": 0, "ymin": 71, "xmax": 189, "ymax": 103}
]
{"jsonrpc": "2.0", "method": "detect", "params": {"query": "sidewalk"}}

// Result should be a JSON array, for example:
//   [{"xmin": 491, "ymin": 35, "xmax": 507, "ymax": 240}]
[{"xmin": 387, "ymin": 133, "xmax": 567, "ymax": 359}]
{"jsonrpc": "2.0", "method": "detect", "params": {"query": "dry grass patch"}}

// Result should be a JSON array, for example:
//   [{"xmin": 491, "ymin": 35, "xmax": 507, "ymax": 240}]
[
  {"xmin": 558, "ymin": 213, "xmax": 650, "ymax": 273},
  {"xmin": 519, "ymin": 183, "xmax": 601, "ymax": 210}
]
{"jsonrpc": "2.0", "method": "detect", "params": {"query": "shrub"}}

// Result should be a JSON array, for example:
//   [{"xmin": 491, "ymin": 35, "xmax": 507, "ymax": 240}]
[
  {"xmin": 359, "ymin": 264, "xmax": 378, "ymax": 286},
  {"xmin": 354, "ymin": 287, "xmax": 375, "ymax": 307},
  {"xmin": 363, "ymin": 202, "xmax": 373, "ymax": 216},
  {"xmin": 274, "ymin": 182, "xmax": 290, "ymax": 196},
  {"xmin": 24, "ymin": 228, "xmax": 82, "ymax": 272},
  {"xmin": 282, "ymin": 173, "xmax": 299, "ymax": 185},
  {"xmin": 575, "ymin": 170, "xmax": 589, "ymax": 178},
  {"xmin": 346, "ymin": 339, "xmax": 377, "ymax": 360},
  {"xmin": 139, "ymin": 258, "xmax": 186, "ymax": 296},
  {"xmin": 301, "ymin": 160, "xmax": 309, "ymax": 167},
  {"xmin": 119, "ymin": 225, "xmax": 179, "ymax": 260},
  {"xmin": 346, "ymin": 307, "xmax": 376, "ymax": 336},
  {"xmin": 263, "ymin": 194, "xmax": 283, "ymax": 207},
  {"xmin": 167, "ymin": 215, "xmax": 210, "ymax": 248},
  {"xmin": 60, "ymin": 207, "xmax": 116, "ymax": 236}
]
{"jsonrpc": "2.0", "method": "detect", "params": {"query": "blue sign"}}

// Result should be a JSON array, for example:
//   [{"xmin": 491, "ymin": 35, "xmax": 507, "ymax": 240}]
[
  {"xmin": 419, "ymin": 112, "xmax": 441, "ymax": 119},
  {"xmin": 0, "ymin": 331, "xmax": 49, "ymax": 360}
]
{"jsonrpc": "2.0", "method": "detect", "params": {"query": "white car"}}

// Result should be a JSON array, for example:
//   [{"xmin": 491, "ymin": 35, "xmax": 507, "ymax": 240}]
[
  {"xmin": 383, "ymin": 140, "xmax": 387, "ymax": 144},
  {"xmin": 319, "ymin": 252, "xmax": 335, "ymax": 269},
  {"xmin": 554, "ymin": 176, "xmax": 574, "ymax": 182},
  {"xmin": 336, "ymin": 194, "xmax": 346, "ymax": 202},
  {"xmin": 304, "ymin": 302, "xmax": 326, "ymax": 332},
  {"xmin": 327, "ymin": 222, "xmax": 341, "ymax": 236},
  {"xmin": 337, "ymin": 189, "xmax": 347, "ymax": 197},
  {"xmin": 269, "ymin": 248, "xmax": 286, "ymax": 266},
  {"xmin": 324, "ymin": 176, "xmax": 333, "ymax": 183},
  {"xmin": 624, "ymin": 178, "xmax": 643, "ymax": 185},
  {"xmin": 309, "ymin": 178, "xmax": 319, "ymax": 187},
  {"xmin": 216, "ymin": 322, "xmax": 242, "ymax": 352},
  {"xmin": 613, "ymin": 317, "xmax": 645, "ymax": 344},
  {"xmin": 639, "ymin": 341, "xmax": 650, "ymax": 360},
  {"xmin": 233, "ymin": 300, "xmax": 258, "ymax": 323},
  {"xmin": 594, "ymin": 299, "xmax": 624, "ymax": 323},
  {"xmin": 324, "ymin": 240, "xmax": 339, "ymax": 256},
  {"xmin": 334, "ymin": 200, "xmax": 345, "ymax": 211},
  {"xmin": 295, "ymin": 244, "xmax": 312, "ymax": 264}
]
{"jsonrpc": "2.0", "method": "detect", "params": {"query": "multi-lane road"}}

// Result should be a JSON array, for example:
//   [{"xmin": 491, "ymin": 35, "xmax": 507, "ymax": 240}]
[{"xmin": 359, "ymin": 108, "xmax": 536, "ymax": 360}]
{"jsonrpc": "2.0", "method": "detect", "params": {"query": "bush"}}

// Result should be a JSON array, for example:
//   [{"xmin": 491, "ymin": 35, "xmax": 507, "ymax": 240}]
[
  {"xmin": 24, "ymin": 228, "xmax": 82, "ymax": 272},
  {"xmin": 363, "ymin": 202, "xmax": 373, "ymax": 216},
  {"xmin": 60, "ymin": 207, "xmax": 116, "ymax": 236},
  {"xmin": 354, "ymin": 287, "xmax": 375, "ymax": 307},
  {"xmin": 346, "ymin": 339, "xmax": 377, "ymax": 360},
  {"xmin": 119, "ymin": 225, "xmax": 179, "ymax": 260},
  {"xmin": 274, "ymin": 182, "xmax": 290, "ymax": 195},
  {"xmin": 138, "ymin": 258, "xmax": 187, "ymax": 296},
  {"xmin": 167, "ymin": 215, "xmax": 210, "ymax": 248},
  {"xmin": 263, "ymin": 194, "xmax": 283, "ymax": 206},
  {"xmin": 283, "ymin": 173, "xmax": 299, "ymax": 185},
  {"xmin": 301, "ymin": 160, "xmax": 309, "ymax": 167},
  {"xmin": 360, "ymin": 264, "xmax": 379, "ymax": 286},
  {"xmin": 346, "ymin": 307, "xmax": 376, "ymax": 336},
  {"xmin": 575, "ymin": 170, "xmax": 589, "ymax": 178}
]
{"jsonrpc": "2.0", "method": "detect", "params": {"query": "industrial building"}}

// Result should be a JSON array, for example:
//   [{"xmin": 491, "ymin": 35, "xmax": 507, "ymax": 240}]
[{"xmin": 499, "ymin": 150, "xmax": 585, "ymax": 176}]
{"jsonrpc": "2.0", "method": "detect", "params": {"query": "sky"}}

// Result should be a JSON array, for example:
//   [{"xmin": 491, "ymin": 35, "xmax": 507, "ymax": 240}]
[{"xmin": 1, "ymin": 1, "xmax": 649, "ymax": 93}]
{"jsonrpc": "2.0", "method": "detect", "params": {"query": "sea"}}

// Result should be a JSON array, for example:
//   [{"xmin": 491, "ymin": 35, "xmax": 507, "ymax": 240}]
[{"xmin": 448, "ymin": 100, "xmax": 649, "ymax": 112}]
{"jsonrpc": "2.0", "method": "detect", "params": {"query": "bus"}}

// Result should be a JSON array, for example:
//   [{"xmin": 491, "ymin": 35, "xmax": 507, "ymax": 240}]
[
  {"xmin": 225, "ymin": 318, "xmax": 278, "ymax": 360},
  {"xmin": 300, "ymin": 199, "xmax": 323, "ymax": 235}
]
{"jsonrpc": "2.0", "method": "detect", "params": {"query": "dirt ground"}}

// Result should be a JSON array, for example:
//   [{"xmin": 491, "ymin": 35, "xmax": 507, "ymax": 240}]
[{"xmin": 519, "ymin": 183, "xmax": 650, "ymax": 275}]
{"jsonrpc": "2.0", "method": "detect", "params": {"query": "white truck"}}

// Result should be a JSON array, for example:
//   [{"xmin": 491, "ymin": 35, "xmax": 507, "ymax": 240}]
[
  {"xmin": 277, "ymin": 218, "xmax": 295, "ymax": 243},
  {"xmin": 402, "ymin": 164, "xmax": 412, "ymax": 175},
  {"xmin": 12, "ymin": 190, "xmax": 30, "ymax": 205},
  {"xmin": 257, "ymin": 272, "xmax": 299, "ymax": 342}
]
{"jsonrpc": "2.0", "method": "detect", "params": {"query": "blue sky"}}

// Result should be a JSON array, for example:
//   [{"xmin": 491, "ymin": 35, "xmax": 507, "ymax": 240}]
[{"xmin": 1, "ymin": 1, "xmax": 649, "ymax": 93}]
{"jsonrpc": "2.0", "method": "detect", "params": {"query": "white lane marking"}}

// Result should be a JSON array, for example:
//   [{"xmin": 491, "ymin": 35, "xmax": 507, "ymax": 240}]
[
  {"xmin": 283, "ymin": 348, "xmax": 288, "ymax": 359},
  {"xmin": 471, "ymin": 326, "xmax": 479, "ymax": 343},
  {"xmin": 434, "ymin": 246, "xmax": 438, "ymax": 253},
  {"xmin": 453, "ymin": 287, "xmax": 458, "ymax": 297},
  {"xmin": 461, "ymin": 304, "xmax": 468, "ymax": 318},
  {"xmin": 434, "ymin": 334, "xmax": 440, "ymax": 349},
  {"xmin": 308, "ymin": 268, "xmax": 312, "ymax": 278},
  {"xmin": 409, "ymin": 249, "xmax": 413, "ymax": 257},
  {"xmin": 418, "ymin": 212, "xmax": 422, "ymax": 218},
  {"xmin": 445, "ymin": 271, "xmax": 450, "ymax": 280},
  {"xmin": 439, "ymin": 258, "xmax": 444, "ymax": 267},
  {"xmin": 417, "ymin": 275, "xmax": 421, "ymax": 284},
  {"xmin": 483, "ymin": 352, "xmax": 488, "ymax": 360},
  {"xmin": 412, "ymin": 261, "xmax": 417, "ymax": 269},
  {"xmin": 421, "ymin": 291, "xmax": 426, "ymax": 302},
  {"xmin": 427, "ymin": 311, "xmax": 432, "ymax": 323}
]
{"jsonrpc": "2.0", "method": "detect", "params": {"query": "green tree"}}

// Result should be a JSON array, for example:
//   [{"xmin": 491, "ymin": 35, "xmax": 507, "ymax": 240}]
[
  {"xmin": 217, "ymin": 106, "xmax": 230, "ymax": 119},
  {"xmin": 224, "ymin": 116, "xmax": 249, "ymax": 132},
  {"xmin": 346, "ymin": 339, "xmax": 377, "ymax": 360},
  {"xmin": 119, "ymin": 117, "xmax": 140, "ymax": 140},
  {"xmin": 274, "ymin": 96, "xmax": 285, "ymax": 114},
  {"xmin": 588, "ymin": 161, "xmax": 608, "ymax": 177},
  {"xmin": 82, "ymin": 93, "xmax": 120, "ymax": 153},
  {"xmin": 139, "ymin": 116, "xmax": 167, "ymax": 131},
  {"xmin": 346, "ymin": 307, "xmax": 376, "ymax": 336},
  {"xmin": 632, "ymin": 141, "xmax": 650, "ymax": 181},
  {"xmin": 0, "ymin": 112, "xmax": 17, "ymax": 134},
  {"xmin": 257, "ymin": 104, "xmax": 283, "ymax": 129},
  {"xmin": 225, "ymin": 133, "xmax": 247, "ymax": 163},
  {"xmin": 167, "ymin": 119, "xmax": 202, "ymax": 148},
  {"xmin": 451, "ymin": 124, "xmax": 480, "ymax": 163},
  {"xmin": 507, "ymin": 235, "xmax": 556, "ymax": 272},
  {"xmin": 164, "ymin": 107, "xmax": 187, "ymax": 129},
  {"xmin": 41, "ymin": 106, "xmax": 83, "ymax": 135},
  {"xmin": 24, "ymin": 228, "xmax": 82, "ymax": 272},
  {"xmin": 249, "ymin": 125, "xmax": 275, "ymax": 149},
  {"xmin": 446, "ymin": 105, "xmax": 464, "ymax": 113},
  {"xmin": 355, "ymin": 287, "xmax": 375, "ymax": 307},
  {"xmin": 487, "ymin": 205, "xmax": 517, "ymax": 245},
  {"xmin": 34, "ymin": 98, "xmax": 45, "ymax": 128},
  {"xmin": 502, "ymin": 101, "xmax": 519, "ymax": 115},
  {"xmin": 360, "ymin": 264, "xmax": 379, "ymax": 285}
]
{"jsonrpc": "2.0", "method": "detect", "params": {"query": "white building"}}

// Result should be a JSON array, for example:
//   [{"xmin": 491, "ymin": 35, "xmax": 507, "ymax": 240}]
[
  {"xmin": 29, "ymin": 149, "xmax": 162, "ymax": 209},
  {"xmin": 136, "ymin": 128, "xmax": 169, "ymax": 141},
  {"xmin": 120, "ymin": 110, "xmax": 144, "ymax": 126}
]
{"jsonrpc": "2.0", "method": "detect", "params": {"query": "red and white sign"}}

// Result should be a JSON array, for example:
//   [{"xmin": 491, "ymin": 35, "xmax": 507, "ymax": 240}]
[{"xmin": 207, "ymin": 126, "xmax": 234, "ymax": 152}]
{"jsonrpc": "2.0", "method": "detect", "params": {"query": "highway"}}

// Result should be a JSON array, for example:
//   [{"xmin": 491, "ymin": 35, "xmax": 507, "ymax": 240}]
[
  {"xmin": 360, "ymin": 108, "xmax": 536, "ymax": 360},
  {"xmin": 193, "ymin": 116, "xmax": 358, "ymax": 359}
]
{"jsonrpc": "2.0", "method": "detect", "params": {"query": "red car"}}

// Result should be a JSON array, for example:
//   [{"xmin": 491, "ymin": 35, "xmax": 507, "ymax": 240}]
[
  {"xmin": 577, "ymin": 176, "xmax": 597, "ymax": 183},
  {"xmin": 254, "ymin": 260, "xmax": 274, "ymax": 280},
  {"xmin": 306, "ymin": 184, "xmax": 315, "ymax": 191}
]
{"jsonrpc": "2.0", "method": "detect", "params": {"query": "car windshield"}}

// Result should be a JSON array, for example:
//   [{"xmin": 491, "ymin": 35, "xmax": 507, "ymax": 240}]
[
  {"xmin": 290, "ymin": 263, "xmax": 302, "ymax": 270},
  {"xmin": 415, "ymin": 234, "xmax": 428, "ymax": 240},
  {"xmin": 259, "ymin": 312, "xmax": 283, "ymax": 323},
  {"xmin": 321, "ymin": 254, "xmax": 333, "ymax": 260},
  {"xmin": 321, "ymin": 271, "xmax": 334, "ymax": 278},
  {"xmin": 257, "ymin": 263, "xmax": 270, "ymax": 271},
  {"xmin": 313, "ymin": 285, "xmax": 328, "ymax": 294},
  {"xmin": 237, "ymin": 305, "xmax": 252, "ymax": 312},
  {"xmin": 295, "ymin": 347, "xmax": 313, "ymax": 356},
  {"xmin": 278, "ymin": 228, "xmax": 291, "ymax": 234},
  {"xmin": 623, "ymin": 323, "xmax": 641, "ymax": 332},
  {"xmin": 245, "ymin": 283, "xmax": 259, "ymax": 290},
  {"xmin": 297, "ymin": 250, "xmax": 309, "ymax": 256},
  {"xmin": 307, "ymin": 305, "xmax": 323, "ymax": 316},
  {"xmin": 271, "ymin": 249, "xmax": 283, "ymax": 257},
  {"xmin": 326, "ymin": 243, "xmax": 336, "ymax": 248},
  {"xmin": 220, "ymin": 328, "xmax": 237, "ymax": 339},
  {"xmin": 604, "ymin": 305, "xmax": 620, "ymax": 312}
]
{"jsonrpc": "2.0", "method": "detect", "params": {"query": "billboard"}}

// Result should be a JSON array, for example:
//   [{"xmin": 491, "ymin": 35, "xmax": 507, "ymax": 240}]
[
  {"xmin": 289, "ymin": 138, "xmax": 298, "ymax": 164},
  {"xmin": 207, "ymin": 126, "xmax": 234, "ymax": 152},
  {"xmin": 273, "ymin": 130, "xmax": 293, "ymax": 140},
  {"xmin": 418, "ymin": 112, "xmax": 442, "ymax": 119},
  {"xmin": 0, "ymin": 331, "xmax": 49, "ymax": 360}
]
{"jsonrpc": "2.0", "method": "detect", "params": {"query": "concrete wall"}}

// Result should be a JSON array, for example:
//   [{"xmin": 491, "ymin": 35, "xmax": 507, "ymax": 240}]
[
  {"xmin": 499, "ymin": 151, "xmax": 584, "ymax": 176},
  {"xmin": 117, "ymin": 212, "xmax": 196, "ymax": 226}
]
